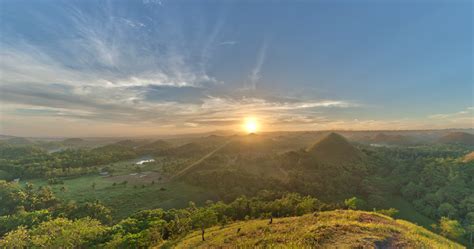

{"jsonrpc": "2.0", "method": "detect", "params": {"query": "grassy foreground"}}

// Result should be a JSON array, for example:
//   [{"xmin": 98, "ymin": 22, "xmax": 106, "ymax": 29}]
[{"xmin": 162, "ymin": 210, "xmax": 464, "ymax": 248}]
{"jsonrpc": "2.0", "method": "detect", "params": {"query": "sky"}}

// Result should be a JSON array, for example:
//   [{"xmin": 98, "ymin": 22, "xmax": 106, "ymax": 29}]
[{"xmin": 0, "ymin": 0, "xmax": 472, "ymax": 137}]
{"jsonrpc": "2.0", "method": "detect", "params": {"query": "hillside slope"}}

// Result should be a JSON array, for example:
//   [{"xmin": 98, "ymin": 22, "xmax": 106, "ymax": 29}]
[
  {"xmin": 307, "ymin": 132, "xmax": 364, "ymax": 163},
  {"xmin": 439, "ymin": 132, "xmax": 474, "ymax": 146},
  {"xmin": 371, "ymin": 133, "xmax": 414, "ymax": 146},
  {"xmin": 463, "ymin": 151, "xmax": 474, "ymax": 163},
  {"xmin": 165, "ymin": 210, "xmax": 463, "ymax": 248}
]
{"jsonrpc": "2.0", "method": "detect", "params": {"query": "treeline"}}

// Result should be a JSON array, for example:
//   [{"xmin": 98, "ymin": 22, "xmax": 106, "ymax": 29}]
[{"xmin": 0, "ymin": 144, "xmax": 137, "ymax": 178}]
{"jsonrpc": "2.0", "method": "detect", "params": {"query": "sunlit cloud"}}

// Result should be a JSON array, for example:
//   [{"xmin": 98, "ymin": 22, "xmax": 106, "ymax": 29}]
[
  {"xmin": 0, "ymin": 1, "xmax": 470, "ymax": 136},
  {"xmin": 428, "ymin": 107, "xmax": 473, "ymax": 120}
]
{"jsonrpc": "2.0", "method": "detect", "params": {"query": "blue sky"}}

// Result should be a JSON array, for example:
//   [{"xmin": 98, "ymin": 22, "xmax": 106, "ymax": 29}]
[{"xmin": 0, "ymin": 0, "xmax": 472, "ymax": 136}]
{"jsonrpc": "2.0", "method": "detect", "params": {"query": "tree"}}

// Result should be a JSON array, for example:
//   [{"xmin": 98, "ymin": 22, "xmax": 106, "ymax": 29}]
[
  {"xmin": 191, "ymin": 208, "xmax": 218, "ymax": 241},
  {"xmin": 344, "ymin": 197, "xmax": 367, "ymax": 210},
  {"xmin": 69, "ymin": 201, "xmax": 112, "ymax": 224},
  {"xmin": 438, "ymin": 203, "xmax": 457, "ymax": 219},
  {"xmin": 0, "ymin": 226, "xmax": 30, "ymax": 248},
  {"xmin": 439, "ymin": 217, "xmax": 465, "ymax": 240},
  {"xmin": 375, "ymin": 208, "xmax": 399, "ymax": 217},
  {"xmin": 0, "ymin": 218, "xmax": 106, "ymax": 248},
  {"xmin": 464, "ymin": 212, "xmax": 474, "ymax": 245}
]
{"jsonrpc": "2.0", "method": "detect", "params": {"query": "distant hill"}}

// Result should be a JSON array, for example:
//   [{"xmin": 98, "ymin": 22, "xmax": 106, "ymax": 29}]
[
  {"xmin": 114, "ymin": 139, "xmax": 150, "ymax": 148},
  {"xmin": 0, "ymin": 134, "xmax": 17, "ymax": 140},
  {"xmin": 463, "ymin": 151, "xmax": 474, "ymax": 163},
  {"xmin": 136, "ymin": 140, "xmax": 172, "ymax": 154},
  {"xmin": 306, "ymin": 132, "xmax": 364, "ymax": 163},
  {"xmin": 371, "ymin": 133, "xmax": 414, "ymax": 146},
  {"xmin": 277, "ymin": 132, "xmax": 369, "ymax": 198},
  {"xmin": 438, "ymin": 132, "xmax": 474, "ymax": 146},
  {"xmin": 61, "ymin": 138, "xmax": 85, "ymax": 146},
  {"xmin": 6, "ymin": 137, "xmax": 33, "ymax": 145},
  {"xmin": 166, "ymin": 210, "xmax": 462, "ymax": 248},
  {"xmin": 166, "ymin": 142, "xmax": 207, "ymax": 157}
]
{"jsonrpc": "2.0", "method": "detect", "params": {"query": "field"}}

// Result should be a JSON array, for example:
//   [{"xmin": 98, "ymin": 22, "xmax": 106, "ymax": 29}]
[{"xmin": 21, "ymin": 156, "xmax": 218, "ymax": 220}]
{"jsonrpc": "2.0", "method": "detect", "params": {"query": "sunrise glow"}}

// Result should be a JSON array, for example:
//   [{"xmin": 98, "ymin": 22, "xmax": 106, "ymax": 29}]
[{"xmin": 244, "ymin": 117, "xmax": 259, "ymax": 134}]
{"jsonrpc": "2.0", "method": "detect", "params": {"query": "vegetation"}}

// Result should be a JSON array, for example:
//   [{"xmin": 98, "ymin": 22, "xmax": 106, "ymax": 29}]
[
  {"xmin": 1, "ymin": 131, "xmax": 473, "ymax": 247},
  {"xmin": 168, "ymin": 210, "xmax": 463, "ymax": 248}
]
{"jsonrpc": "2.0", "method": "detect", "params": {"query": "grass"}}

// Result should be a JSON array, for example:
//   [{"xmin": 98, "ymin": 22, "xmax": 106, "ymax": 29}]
[
  {"xmin": 24, "ymin": 174, "xmax": 217, "ymax": 220},
  {"xmin": 163, "ymin": 210, "xmax": 464, "ymax": 249}
]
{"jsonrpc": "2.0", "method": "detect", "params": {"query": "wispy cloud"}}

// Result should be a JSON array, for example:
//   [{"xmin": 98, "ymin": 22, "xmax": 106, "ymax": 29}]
[
  {"xmin": 5, "ymin": 1, "xmax": 465, "ymax": 137},
  {"xmin": 428, "ymin": 107, "xmax": 473, "ymax": 120},
  {"xmin": 219, "ymin": 41, "xmax": 238, "ymax": 46},
  {"xmin": 247, "ymin": 40, "xmax": 267, "ymax": 90}
]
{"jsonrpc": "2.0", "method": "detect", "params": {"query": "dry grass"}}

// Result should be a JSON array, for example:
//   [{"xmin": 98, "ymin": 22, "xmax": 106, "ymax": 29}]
[{"xmin": 160, "ymin": 210, "xmax": 464, "ymax": 249}]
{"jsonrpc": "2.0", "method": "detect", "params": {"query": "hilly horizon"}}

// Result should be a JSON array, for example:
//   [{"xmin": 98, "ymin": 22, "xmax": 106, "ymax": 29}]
[{"xmin": 439, "ymin": 132, "xmax": 474, "ymax": 146}]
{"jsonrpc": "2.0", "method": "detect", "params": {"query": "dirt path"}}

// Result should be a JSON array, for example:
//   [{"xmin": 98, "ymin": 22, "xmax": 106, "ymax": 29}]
[{"xmin": 170, "ymin": 140, "xmax": 232, "ymax": 181}]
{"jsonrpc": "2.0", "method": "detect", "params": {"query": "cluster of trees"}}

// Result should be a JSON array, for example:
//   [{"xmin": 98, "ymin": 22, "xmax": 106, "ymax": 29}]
[
  {"xmin": 0, "ymin": 144, "xmax": 138, "ymax": 178},
  {"xmin": 0, "ymin": 181, "xmax": 112, "ymax": 235},
  {"xmin": 369, "ymin": 145, "xmax": 474, "ymax": 244},
  {"xmin": 1, "ymin": 180, "xmax": 338, "ymax": 248}
]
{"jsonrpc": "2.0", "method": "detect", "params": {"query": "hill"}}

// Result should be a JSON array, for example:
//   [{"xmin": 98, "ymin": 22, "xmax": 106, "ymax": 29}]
[
  {"xmin": 306, "ymin": 132, "xmax": 364, "ymax": 164},
  {"xmin": 136, "ymin": 140, "xmax": 172, "ymax": 154},
  {"xmin": 166, "ymin": 210, "xmax": 462, "ymax": 248},
  {"xmin": 371, "ymin": 133, "xmax": 414, "ymax": 146},
  {"xmin": 166, "ymin": 142, "xmax": 207, "ymax": 157},
  {"xmin": 61, "ymin": 138, "xmax": 85, "ymax": 146},
  {"xmin": 439, "ymin": 132, "xmax": 474, "ymax": 146},
  {"xmin": 113, "ymin": 139, "xmax": 153, "ymax": 149},
  {"xmin": 462, "ymin": 151, "xmax": 474, "ymax": 163},
  {"xmin": 276, "ymin": 132, "xmax": 369, "ymax": 199},
  {"xmin": 5, "ymin": 137, "xmax": 33, "ymax": 145}
]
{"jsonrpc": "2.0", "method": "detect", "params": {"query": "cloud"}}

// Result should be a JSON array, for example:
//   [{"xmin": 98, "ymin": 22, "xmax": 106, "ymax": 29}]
[
  {"xmin": 219, "ymin": 41, "xmax": 238, "ymax": 46},
  {"xmin": 143, "ymin": 0, "xmax": 163, "ymax": 5},
  {"xmin": 428, "ymin": 107, "xmax": 473, "ymax": 120},
  {"xmin": 5, "ymin": 1, "xmax": 466, "ymax": 136},
  {"xmin": 247, "ymin": 40, "xmax": 267, "ymax": 90},
  {"xmin": 121, "ymin": 18, "xmax": 146, "ymax": 28}
]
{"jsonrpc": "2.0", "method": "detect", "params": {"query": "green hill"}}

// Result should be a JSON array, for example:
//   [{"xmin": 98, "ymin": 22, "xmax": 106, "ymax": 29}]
[
  {"xmin": 136, "ymin": 139, "xmax": 171, "ymax": 154},
  {"xmin": 306, "ymin": 132, "xmax": 364, "ymax": 164},
  {"xmin": 371, "ymin": 133, "xmax": 414, "ymax": 146},
  {"xmin": 6, "ymin": 137, "xmax": 33, "ymax": 145},
  {"xmin": 165, "ymin": 210, "xmax": 463, "ymax": 248},
  {"xmin": 439, "ymin": 132, "xmax": 474, "ymax": 146},
  {"xmin": 62, "ymin": 137, "xmax": 85, "ymax": 146}
]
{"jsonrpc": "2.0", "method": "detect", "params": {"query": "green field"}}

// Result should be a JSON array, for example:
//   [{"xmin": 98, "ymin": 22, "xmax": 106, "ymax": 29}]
[{"xmin": 21, "ymin": 161, "xmax": 217, "ymax": 220}]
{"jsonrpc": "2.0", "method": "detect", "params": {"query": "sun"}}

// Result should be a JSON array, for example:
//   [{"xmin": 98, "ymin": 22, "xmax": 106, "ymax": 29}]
[{"xmin": 244, "ymin": 117, "xmax": 259, "ymax": 134}]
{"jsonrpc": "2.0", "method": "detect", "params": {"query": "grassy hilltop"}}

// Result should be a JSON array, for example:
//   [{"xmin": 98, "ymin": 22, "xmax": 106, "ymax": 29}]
[{"xmin": 165, "ymin": 210, "xmax": 463, "ymax": 249}]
